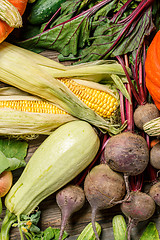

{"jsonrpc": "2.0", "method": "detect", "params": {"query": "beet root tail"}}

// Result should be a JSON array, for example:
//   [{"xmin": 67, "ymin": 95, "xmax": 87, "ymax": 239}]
[{"xmin": 91, "ymin": 208, "xmax": 100, "ymax": 240}]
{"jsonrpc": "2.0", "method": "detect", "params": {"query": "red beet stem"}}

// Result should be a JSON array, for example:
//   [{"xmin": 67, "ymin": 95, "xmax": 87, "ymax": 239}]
[{"xmin": 116, "ymin": 55, "xmax": 142, "ymax": 105}]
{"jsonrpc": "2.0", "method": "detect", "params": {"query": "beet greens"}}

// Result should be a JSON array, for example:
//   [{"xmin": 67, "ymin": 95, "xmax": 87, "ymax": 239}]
[{"xmin": 18, "ymin": 0, "xmax": 155, "ymax": 64}]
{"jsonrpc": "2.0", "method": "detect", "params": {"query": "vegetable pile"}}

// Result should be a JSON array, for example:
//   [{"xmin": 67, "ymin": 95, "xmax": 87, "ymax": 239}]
[{"xmin": 0, "ymin": 0, "xmax": 160, "ymax": 240}]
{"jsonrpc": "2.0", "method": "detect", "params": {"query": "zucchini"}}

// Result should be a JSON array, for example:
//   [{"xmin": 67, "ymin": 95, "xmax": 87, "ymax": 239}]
[
  {"xmin": 77, "ymin": 222, "xmax": 101, "ymax": 240},
  {"xmin": 5, "ymin": 120, "xmax": 100, "ymax": 216},
  {"xmin": 28, "ymin": 0, "xmax": 66, "ymax": 25}
]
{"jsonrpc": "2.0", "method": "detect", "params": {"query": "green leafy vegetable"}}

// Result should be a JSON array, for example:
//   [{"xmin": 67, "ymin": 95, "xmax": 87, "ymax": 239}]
[
  {"xmin": 0, "ymin": 138, "xmax": 28, "ymax": 160},
  {"xmin": 18, "ymin": 0, "xmax": 155, "ymax": 64},
  {"xmin": 152, "ymin": 0, "xmax": 160, "ymax": 31},
  {"xmin": 0, "ymin": 138, "xmax": 28, "ymax": 174},
  {"xmin": 33, "ymin": 227, "xmax": 68, "ymax": 240},
  {"xmin": 17, "ymin": 0, "xmax": 117, "ymax": 54},
  {"xmin": 13, "ymin": 211, "xmax": 68, "ymax": 240}
]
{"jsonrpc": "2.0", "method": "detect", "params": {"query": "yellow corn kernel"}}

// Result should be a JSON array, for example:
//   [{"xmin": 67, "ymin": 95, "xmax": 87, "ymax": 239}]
[
  {"xmin": 60, "ymin": 79, "xmax": 119, "ymax": 118},
  {"xmin": 0, "ymin": 100, "xmax": 67, "ymax": 114}
]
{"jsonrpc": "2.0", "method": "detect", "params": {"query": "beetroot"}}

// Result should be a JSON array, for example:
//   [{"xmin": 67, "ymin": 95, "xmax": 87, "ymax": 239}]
[
  {"xmin": 84, "ymin": 164, "xmax": 126, "ymax": 240},
  {"xmin": 121, "ymin": 191, "xmax": 156, "ymax": 240},
  {"xmin": 134, "ymin": 103, "xmax": 160, "ymax": 130},
  {"xmin": 149, "ymin": 182, "xmax": 160, "ymax": 207},
  {"xmin": 150, "ymin": 143, "xmax": 160, "ymax": 169},
  {"xmin": 56, "ymin": 184, "xmax": 85, "ymax": 240},
  {"xmin": 104, "ymin": 132, "xmax": 149, "ymax": 192}
]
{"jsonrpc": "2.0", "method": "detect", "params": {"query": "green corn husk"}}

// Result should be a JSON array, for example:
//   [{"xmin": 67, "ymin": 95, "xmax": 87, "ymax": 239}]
[
  {"xmin": 0, "ymin": 0, "xmax": 22, "ymax": 27},
  {"xmin": 143, "ymin": 117, "xmax": 160, "ymax": 136},
  {"xmin": 0, "ymin": 42, "xmax": 127, "ymax": 135},
  {"xmin": 40, "ymin": 59, "xmax": 131, "ymax": 83}
]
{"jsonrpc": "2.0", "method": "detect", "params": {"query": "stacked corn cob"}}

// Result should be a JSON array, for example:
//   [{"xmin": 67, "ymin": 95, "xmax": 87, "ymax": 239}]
[{"xmin": 0, "ymin": 42, "xmax": 131, "ymax": 136}]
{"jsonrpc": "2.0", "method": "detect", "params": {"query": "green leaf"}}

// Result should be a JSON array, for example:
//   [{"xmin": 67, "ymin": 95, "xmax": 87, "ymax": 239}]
[
  {"xmin": 0, "ymin": 138, "xmax": 28, "ymax": 160},
  {"xmin": 43, "ymin": 227, "xmax": 55, "ymax": 239},
  {"xmin": 53, "ymin": 228, "xmax": 68, "ymax": 240},
  {"xmin": 79, "ymin": 7, "xmax": 154, "ymax": 62},
  {"xmin": 6, "ymin": 158, "xmax": 26, "ymax": 171},
  {"xmin": 140, "ymin": 222, "xmax": 160, "ymax": 240},
  {"xmin": 32, "ymin": 227, "xmax": 68, "ymax": 240},
  {"xmin": 0, "ymin": 138, "xmax": 28, "ymax": 173},
  {"xmin": 18, "ymin": 0, "xmax": 116, "ymax": 55},
  {"xmin": 20, "ymin": 212, "xmax": 68, "ymax": 240},
  {"xmin": 0, "ymin": 151, "xmax": 10, "ymax": 174}
]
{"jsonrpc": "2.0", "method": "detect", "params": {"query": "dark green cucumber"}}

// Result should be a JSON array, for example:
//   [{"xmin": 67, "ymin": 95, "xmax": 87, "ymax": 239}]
[{"xmin": 28, "ymin": 0, "xmax": 66, "ymax": 25}]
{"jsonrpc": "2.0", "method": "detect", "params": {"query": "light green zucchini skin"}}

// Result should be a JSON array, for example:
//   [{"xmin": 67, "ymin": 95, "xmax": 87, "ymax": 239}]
[{"xmin": 5, "ymin": 121, "xmax": 100, "ymax": 216}]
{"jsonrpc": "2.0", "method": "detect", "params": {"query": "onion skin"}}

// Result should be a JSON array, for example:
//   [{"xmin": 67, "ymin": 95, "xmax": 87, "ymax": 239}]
[{"xmin": 0, "ymin": 171, "xmax": 13, "ymax": 197}]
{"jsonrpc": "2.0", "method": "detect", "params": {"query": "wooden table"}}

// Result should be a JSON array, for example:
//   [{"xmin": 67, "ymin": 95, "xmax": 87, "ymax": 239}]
[{"xmin": 0, "ymin": 51, "xmax": 160, "ymax": 240}]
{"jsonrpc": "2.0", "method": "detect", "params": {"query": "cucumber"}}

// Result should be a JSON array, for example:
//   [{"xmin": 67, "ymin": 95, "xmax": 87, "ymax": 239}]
[
  {"xmin": 28, "ymin": 0, "xmax": 66, "ymax": 25},
  {"xmin": 140, "ymin": 222, "xmax": 160, "ymax": 240},
  {"xmin": 112, "ymin": 215, "xmax": 127, "ymax": 240},
  {"xmin": 77, "ymin": 222, "xmax": 101, "ymax": 240}
]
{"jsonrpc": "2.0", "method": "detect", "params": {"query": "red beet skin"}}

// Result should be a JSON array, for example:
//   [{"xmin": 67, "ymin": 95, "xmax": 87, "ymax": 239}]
[
  {"xmin": 56, "ymin": 184, "xmax": 85, "ymax": 240},
  {"xmin": 104, "ymin": 132, "xmax": 149, "ymax": 176},
  {"xmin": 84, "ymin": 164, "xmax": 126, "ymax": 240},
  {"xmin": 121, "ymin": 191, "xmax": 156, "ymax": 223}
]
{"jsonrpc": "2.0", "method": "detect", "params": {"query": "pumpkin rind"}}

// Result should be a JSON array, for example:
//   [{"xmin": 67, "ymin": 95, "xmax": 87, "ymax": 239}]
[{"xmin": 145, "ymin": 30, "xmax": 160, "ymax": 109}]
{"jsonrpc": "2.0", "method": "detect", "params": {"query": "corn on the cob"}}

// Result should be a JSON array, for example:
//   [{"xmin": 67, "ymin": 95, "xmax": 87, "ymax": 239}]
[
  {"xmin": 0, "ymin": 99, "xmax": 67, "ymax": 114},
  {"xmin": 0, "ymin": 42, "xmax": 127, "ymax": 134},
  {"xmin": 60, "ymin": 78, "xmax": 119, "ymax": 118},
  {"xmin": 0, "ymin": 0, "xmax": 22, "ymax": 27},
  {"xmin": 0, "ymin": 93, "xmax": 76, "ymax": 136}
]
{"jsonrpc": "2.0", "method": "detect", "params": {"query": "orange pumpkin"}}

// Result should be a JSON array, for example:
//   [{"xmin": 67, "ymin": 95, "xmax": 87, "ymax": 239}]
[
  {"xmin": 0, "ymin": 0, "xmax": 28, "ymax": 43},
  {"xmin": 145, "ymin": 30, "xmax": 160, "ymax": 109}
]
